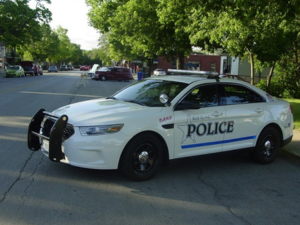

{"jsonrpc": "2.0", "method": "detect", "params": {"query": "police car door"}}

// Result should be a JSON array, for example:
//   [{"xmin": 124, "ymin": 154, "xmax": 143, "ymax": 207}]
[
  {"xmin": 221, "ymin": 83, "xmax": 265, "ymax": 151},
  {"xmin": 173, "ymin": 84, "xmax": 226, "ymax": 158}
]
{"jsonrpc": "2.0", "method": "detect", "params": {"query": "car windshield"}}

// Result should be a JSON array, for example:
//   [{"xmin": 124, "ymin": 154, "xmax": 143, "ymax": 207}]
[
  {"xmin": 112, "ymin": 79, "xmax": 188, "ymax": 107},
  {"xmin": 10, "ymin": 66, "xmax": 19, "ymax": 70}
]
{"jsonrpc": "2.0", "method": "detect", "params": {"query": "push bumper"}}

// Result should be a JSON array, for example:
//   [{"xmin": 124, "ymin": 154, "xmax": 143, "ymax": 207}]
[{"xmin": 27, "ymin": 108, "xmax": 69, "ymax": 162}]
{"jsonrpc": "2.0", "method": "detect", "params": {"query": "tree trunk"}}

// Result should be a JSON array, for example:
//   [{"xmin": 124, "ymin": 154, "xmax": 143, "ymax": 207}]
[
  {"xmin": 266, "ymin": 61, "xmax": 275, "ymax": 92},
  {"xmin": 250, "ymin": 53, "xmax": 255, "ymax": 85},
  {"xmin": 176, "ymin": 51, "xmax": 185, "ymax": 69}
]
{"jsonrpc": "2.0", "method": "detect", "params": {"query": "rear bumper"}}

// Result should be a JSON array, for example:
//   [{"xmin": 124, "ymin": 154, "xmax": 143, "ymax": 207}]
[{"xmin": 282, "ymin": 135, "xmax": 293, "ymax": 147}]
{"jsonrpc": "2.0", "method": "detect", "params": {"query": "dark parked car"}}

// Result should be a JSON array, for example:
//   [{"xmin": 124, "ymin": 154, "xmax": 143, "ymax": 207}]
[
  {"xmin": 20, "ymin": 61, "xmax": 35, "ymax": 76},
  {"xmin": 93, "ymin": 67, "xmax": 133, "ymax": 81},
  {"xmin": 48, "ymin": 66, "xmax": 58, "ymax": 72}
]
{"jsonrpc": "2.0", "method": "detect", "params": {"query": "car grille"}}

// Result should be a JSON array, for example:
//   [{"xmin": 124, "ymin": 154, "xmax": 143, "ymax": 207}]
[{"xmin": 42, "ymin": 117, "xmax": 75, "ymax": 142}]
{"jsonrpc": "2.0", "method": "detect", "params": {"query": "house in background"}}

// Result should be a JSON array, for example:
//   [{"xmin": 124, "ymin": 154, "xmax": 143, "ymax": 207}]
[{"xmin": 138, "ymin": 52, "xmax": 270, "ymax": 83}]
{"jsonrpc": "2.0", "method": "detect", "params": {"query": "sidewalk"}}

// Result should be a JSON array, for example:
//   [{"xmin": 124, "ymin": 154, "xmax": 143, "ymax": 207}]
[{"xmin": 281, "ymin": 129, "xmax": 300, "ymax": 159}]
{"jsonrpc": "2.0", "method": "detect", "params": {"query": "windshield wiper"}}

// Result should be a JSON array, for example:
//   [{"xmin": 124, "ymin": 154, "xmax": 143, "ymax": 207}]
[
  {"xmin": 124, "ymin": 100, "xmax": 146, "ymax": 106},
  {"xmin": 106, "ymin": 96, "xmax": 118, "ymax": 100}
]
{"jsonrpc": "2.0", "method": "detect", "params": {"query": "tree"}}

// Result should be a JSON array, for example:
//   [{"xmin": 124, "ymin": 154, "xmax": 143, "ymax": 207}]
[
  {"xmin": 86, "ymin": 0, "xmax": 193, "ymax": 69},
  {"xmin": 186, "ymin": 0, "xmax": 296, "ymax": 85},
  {"xmin": 52, "ymin": 26, "xmax": 72, "ymax": 65},
  {"xmin": 20, "ymin": 23, "xmax": 59, "ymax": 65},
  {"xmin": 0, "ymin": 0, "xmax": 52, "ymax": 63}
]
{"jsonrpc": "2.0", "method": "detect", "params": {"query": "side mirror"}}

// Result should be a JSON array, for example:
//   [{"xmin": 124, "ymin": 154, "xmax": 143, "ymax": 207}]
[{"xmin": 159, "ymin": 94, "xmax": 170, "ymax": 106}]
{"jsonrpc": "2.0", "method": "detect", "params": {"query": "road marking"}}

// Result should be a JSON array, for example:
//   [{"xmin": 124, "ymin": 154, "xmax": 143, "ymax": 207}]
[
  {"xmin": 20, "ymin": 91, "xmax": 102, "ymax": 98},
  {"xmin": 0, "ymin": 77, "xmax": 56, "ymax": 95}
]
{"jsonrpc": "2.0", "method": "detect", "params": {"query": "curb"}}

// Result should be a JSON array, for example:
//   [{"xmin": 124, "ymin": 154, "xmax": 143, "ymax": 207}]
[{"xmin": 280, "ymin": 129, "xmax": 300, "ymax": 159}]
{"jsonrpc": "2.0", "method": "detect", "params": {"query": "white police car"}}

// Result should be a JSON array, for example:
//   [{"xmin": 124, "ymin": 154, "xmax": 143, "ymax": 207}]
[{"xmin": 28, "ymin": 70, "xmax": 294, "ymax": 181}]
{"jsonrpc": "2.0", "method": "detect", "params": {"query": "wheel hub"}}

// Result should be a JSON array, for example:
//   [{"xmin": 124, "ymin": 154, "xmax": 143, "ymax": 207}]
[
  {"xmin": 263, "ymin": 140, "xmax": 272, "ymax": 156},
  {"xmin": 138, "ymin": 151, "xmax": 149, "ymax": 164},
  {"xmin": 264, "ymin": 140, "xmax": 271, "ymax": 151}
]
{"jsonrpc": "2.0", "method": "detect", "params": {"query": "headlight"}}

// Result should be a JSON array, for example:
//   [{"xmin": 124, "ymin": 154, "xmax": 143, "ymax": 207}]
[{"xmin": 79, "ymin": 124, "xmax": 124, "ymax": 136}]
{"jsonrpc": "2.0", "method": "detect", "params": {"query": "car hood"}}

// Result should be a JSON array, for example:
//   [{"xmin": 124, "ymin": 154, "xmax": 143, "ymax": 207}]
[{"xmin": 52, "ymin": 98, "xmax": 162, "ymax": 126}]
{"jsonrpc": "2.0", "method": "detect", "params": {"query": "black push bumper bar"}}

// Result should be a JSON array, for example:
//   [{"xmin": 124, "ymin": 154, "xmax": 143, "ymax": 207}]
[{"xmin": 27, "ymin": 108, "xmax": 68, "ymax": 162}]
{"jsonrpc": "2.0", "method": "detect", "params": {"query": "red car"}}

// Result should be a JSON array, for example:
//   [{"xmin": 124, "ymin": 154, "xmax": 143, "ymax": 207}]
[
  {"xmin": 80, "ymin": 65, "xmax": 89, "ymax": 71},
  {"xmin": 93, "ymin": 67, "xmax": 133, "ymax": 81}
]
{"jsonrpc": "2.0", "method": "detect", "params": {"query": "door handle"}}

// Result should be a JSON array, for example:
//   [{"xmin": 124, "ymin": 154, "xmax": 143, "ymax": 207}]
[
  {"xmin": 255, "ymin": 108, "xmax": 264, "ymax": 113},
  {"xmin": 211, "ymin": 111, "xmax": 223, "ymax": 117}
]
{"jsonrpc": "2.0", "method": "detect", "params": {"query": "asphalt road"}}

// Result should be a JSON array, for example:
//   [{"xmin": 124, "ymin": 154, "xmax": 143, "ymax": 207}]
[{"xmin": 0, "ymin": 70, "xmax": 299, "ymax": 225}]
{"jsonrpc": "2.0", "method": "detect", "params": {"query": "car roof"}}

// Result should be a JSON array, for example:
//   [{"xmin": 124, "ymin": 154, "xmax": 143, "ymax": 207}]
[
  {"xmin": 148, "ymin": 72, "xmax": 256, "ymax": 85},
  {"xmin": 148, "ymin": 75, "xmax": 209, "ymax": 84}
]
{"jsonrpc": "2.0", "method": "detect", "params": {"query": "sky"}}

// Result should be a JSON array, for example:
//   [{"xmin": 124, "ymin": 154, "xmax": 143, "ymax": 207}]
[{"xmin": 30, "ymin": 0, "xmax": 100, "ymax": 50}]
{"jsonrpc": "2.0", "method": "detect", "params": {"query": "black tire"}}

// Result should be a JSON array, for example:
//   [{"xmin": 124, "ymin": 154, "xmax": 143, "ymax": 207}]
[
  {"xmin": 251, "ymin": 127, "xmax": 280, "ymax": 164},
  {"xmin": 101, "ymin": 76, "xmax": 106, "ymax": 81},
  {"xmin": 119, "ymin": 133, "xmax": 163, "ymax": 181}
]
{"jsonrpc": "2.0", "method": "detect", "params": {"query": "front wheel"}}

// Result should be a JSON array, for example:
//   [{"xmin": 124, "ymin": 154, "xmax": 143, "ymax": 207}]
[
  {"xmin": 119, "ymin": 133, "xmax": 163, "ymax": 181},
  {"xmin": 101, "ymin": 76, "xmax": 106, "ymax": 81},
  {"xmin": 251, "ymin": 127, "xmax": 280, "ymax": 164}
]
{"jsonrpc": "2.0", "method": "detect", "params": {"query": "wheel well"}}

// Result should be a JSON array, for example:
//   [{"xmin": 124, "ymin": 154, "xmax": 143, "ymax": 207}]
[
  {"xmin": 260, "ymin": 123, "xmax": 283, "ymax": 146},
  {"xmin": 121, "ymin": 131, "xmax": 170, "ymax": 166}
]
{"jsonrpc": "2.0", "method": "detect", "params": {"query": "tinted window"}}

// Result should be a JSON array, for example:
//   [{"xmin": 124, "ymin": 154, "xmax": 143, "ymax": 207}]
[
  {"xmin": 184, "ymin": 84, "xmax": 219, "ymax": 107},
  {"xmin": 222, "ymin": 84, "xmax": 265, "ymax": 105}
]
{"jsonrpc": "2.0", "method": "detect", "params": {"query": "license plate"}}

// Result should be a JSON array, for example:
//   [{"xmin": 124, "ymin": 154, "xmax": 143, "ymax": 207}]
[{"xmin": 42, "ymin": 140, "xmax": 49, "ymax": 152}]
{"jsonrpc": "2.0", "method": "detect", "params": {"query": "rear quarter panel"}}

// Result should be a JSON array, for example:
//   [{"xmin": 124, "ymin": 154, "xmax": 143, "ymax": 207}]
[{"xmin": 263, "ymin": 99, "xmax": 294, "ymax": 141}]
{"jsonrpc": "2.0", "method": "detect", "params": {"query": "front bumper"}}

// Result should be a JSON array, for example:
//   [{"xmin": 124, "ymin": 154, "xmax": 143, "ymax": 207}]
[
  {"xmin": 27, "ymin": 109, "xmax": 126, "ymax": 169},
  {"xmin": 28, "ymin": 109, "xmax": 71, "ymax": 162}
]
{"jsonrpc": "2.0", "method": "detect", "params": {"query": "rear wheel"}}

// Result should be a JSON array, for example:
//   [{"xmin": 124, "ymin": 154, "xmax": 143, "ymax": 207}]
[
  {"xmin": 251, "ymin": 127, "xmax": 280, "ymax": 164},
  {"xmin": 101, "ymin": 76, "xmax": 106, "ymax": 81},
  {"xmin": 119, "ymin": 133, "xmax": 163, "ymax": 181}
]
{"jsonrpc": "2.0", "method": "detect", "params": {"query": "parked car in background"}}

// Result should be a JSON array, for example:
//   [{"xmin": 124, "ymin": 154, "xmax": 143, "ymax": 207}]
[
  {"xmin": 93, "ymin": 67, "xmax": 133, "ymax": 81},
  {"xmin": 67, "ymin": 65, "xmax": 74, "ymax": 70},
  {"xmin": 20, "ymin": 61, "xmax": 35, "ymax": 76},
  {"xmin": 60, "ymin": 65, "xmax": 68, "ymax": 71},
  {"xmin": 6, "ymin": 65, "xmax": 25, "ymax": 77},
  {"xmin": 80, "ymin": 65, "xmax": 89, "ymax": 71},
  {"xmin": 87, "ymin": 64, "xmax": 100, "ymax": 78},
  {"xmin": 48, "ymin": 66, "xmax": 58, "ymax": 72},
  {"xmin": 153, "ymin": 68, "xmax": 166, "ymax": 76},
  {"xmin": 34, "ymin": 65, "xmax": 43, "ymax": 75}
]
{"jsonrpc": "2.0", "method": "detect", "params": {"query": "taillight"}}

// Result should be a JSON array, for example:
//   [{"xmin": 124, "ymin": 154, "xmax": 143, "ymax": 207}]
[{"xmin": 290, "ymin": 104, "xmax": 293, "ymax": 114}]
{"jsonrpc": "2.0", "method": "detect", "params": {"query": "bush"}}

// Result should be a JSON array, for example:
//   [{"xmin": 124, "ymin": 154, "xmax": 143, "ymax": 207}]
[{"xmin": 256, "ymin": 77, "xmax": 290, "ymax": 98}]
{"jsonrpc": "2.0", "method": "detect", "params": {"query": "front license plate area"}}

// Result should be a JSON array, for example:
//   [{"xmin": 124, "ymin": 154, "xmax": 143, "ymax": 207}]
[{"xmin": 42, "ymin": 139, "xmax": 49, "ymax": 152}]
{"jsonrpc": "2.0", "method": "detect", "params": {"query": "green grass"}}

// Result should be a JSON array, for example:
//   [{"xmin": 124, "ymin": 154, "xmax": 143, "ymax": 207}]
[{"xmin": 285, "ymin": 99, "xmax": 300, "ymax": 130}]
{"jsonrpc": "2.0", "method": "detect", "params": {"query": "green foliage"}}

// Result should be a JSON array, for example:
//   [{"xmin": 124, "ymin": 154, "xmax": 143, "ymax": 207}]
[
  {"xmin": 0, "ymin": 0, "xmax": 52, "ymax": 46},
  {"xmin": 285, "ymin": 99, "xmax": 300, "ymax": 130},
  {"xmin": 19, "ymin": 23, "xmax": 59, "ymax": 64},
  {"xmin": 86, "ymin": 0, "xmax": 193, "ymax": 68},
  {"xmin": 274, "ymin": 55, "xmax": 300, "ymax": 98},
  {"xmin": 256, "ymin": 78, "xmax": 290, "ymax": 98}
]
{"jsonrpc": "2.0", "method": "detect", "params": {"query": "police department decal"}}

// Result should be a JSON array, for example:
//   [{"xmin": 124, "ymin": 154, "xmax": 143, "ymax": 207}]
[
  {"xmin": 178, "ymin": 115, "xmax": 235, "ymax": 149},
  {"xmin": 178, "ymin": 115, "xmax": 256, "ymax": 149}
]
